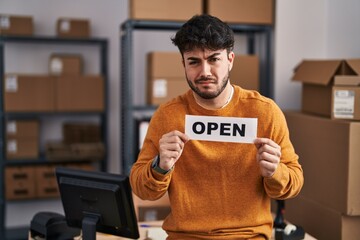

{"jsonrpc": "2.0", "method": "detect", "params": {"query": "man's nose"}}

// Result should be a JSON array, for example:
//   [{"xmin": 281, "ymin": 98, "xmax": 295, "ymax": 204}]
[{"xmin": 200, "ymin": 62, "xmax": 211, "ymax": 77}]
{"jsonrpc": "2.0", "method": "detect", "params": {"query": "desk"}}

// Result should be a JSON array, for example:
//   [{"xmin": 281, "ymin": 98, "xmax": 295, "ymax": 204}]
[
  {"xmin": 96, "ymin": 221, "xmax": 317, "ymax": 240},
  {"xmin": 30, "ymin": 221, "xmax": 317, "ymax": 240}
]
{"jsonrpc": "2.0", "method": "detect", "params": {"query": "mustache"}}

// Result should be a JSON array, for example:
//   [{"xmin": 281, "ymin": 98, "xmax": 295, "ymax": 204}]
[{"xmin": 194, "ymin": 77, "xmax": 216, "ymax": 83}]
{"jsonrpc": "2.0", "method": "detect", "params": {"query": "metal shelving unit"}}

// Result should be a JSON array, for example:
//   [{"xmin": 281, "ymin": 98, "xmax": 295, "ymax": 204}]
[
  {"xmin": 120, "ymin": 19, "xmax": 273, "ymax": 175},
  {"xmin": 0, "ymin": 35, "xmax": 108, "ymax": 239}
]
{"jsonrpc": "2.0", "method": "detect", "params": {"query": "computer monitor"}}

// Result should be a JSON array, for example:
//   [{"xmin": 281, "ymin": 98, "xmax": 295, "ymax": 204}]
[{"xmin": 55, "ymin": 167, "xmax": 140, "ymax": 240}]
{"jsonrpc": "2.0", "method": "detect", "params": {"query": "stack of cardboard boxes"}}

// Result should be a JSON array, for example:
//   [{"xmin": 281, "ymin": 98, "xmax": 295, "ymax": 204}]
[
  {"xmin": 5, "ymin": 163, "xmax": 95, "ymax": 200},
  {"xmin": 284, "ymin": 59, "xmax": 360, "ymax": 239},
  {"xmin": 0, "ymin": 14, "xmax": 90, "ymax": 38},
  {"xmin": 2, "ymin": 16, "xmax": 102, "ymax": 201},
  {"xmin": 130, "ymin": 0, "xmax": 274, "ymax": 25}
]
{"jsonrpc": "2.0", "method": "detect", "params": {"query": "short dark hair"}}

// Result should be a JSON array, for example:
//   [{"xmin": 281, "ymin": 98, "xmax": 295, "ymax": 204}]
[{"xmin": 171, "ymin": 14, "xmax": 234, "ymax": 55}]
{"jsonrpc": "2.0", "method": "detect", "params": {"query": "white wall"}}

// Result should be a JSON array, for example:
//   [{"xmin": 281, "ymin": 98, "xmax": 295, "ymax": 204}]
[
  {"xmin": 274, "ymin": 0, "xmax": 360, "ymax": 110},
  {"xmin": 1, "ymin": 0, "xmax": 360, "ymax": 228}
]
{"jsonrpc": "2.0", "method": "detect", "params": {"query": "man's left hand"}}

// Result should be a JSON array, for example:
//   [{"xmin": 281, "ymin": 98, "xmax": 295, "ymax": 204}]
[{"xmin": 254, "ymin": 138, "xmax": 281, "ymax": 177}]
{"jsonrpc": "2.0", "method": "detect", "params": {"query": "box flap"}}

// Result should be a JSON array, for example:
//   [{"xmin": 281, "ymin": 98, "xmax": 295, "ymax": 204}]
[
  {"xmin": 346, "ymin": 59, "xmax": 360, "ymax": 75},
  {"xmin": 334, "ymin": 76, "xmax": 360, "ymax": 86},
  {"xmin": 292, "ymin": 60, "xmax": 342, "ymax": 85}
]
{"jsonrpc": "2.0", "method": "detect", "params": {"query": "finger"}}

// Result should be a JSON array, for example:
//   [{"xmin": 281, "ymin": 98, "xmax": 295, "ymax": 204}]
[
  {"xmin": 254, "ymin": 138, "xmax": 280, "ymax": 150},
  {"xmin": 257, "ymin": 152, "xmax": 280, "ymax": 164},
  {"xmin": 169, "ymin": 130, "xmax": 190, "ymax": 143},
  {"xmin": 257, "ymin": 144, "xmax": 281, "ymax": 158}
]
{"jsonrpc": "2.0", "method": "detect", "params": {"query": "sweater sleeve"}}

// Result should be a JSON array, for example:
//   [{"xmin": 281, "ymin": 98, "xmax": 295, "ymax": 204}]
[
  {"xmin": 129, "ymin": 108, "xmax": 172, "ymax": 201},
  {"xmin": 263, "ymin": 103, "xmax": 304, "ymax": 199}
]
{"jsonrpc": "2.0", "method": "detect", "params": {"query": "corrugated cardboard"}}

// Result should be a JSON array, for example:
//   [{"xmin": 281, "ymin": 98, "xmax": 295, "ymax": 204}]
[
  {"xmin": 130, "ymin": 0, "xmax": 202, "ymax": 21},
  {"xmin": 231, "ymin": 55, "xmax": 259, "ymax": 91},
  {"xmin": 63, "ymin": 122, "xmax": 101, "ymax": 144},
  {"xmin": 5, "ymin": 166, "xmax": 36, "ymax": 200},
  {"xmin": 147, "ymin": 52, "xmax": 187, "ymax": 105},
  {"xmin": 55, "ymin": 75, "xmax": 104, "ymax": 111},
  {"xmin": 0, "ymin": 14, "xmax": 33, "ymax": 36},
  {"xmin": 286, "ymin": 195, "xmax": 360, "ymax": 240},
  {"xmin": 149, "ymin": 77, "xmax": 188, "ymax": 105},
  {"xmin": 332, "ymin": 76, "xmax": 360, "ymax": 120},
  {"xmin": 34, "ymin": 166, "xmax": 60, "ymax": 198},
  {"xmin": 6, "ymin": 120, "xmax": 39, "ymax": 138},
  {"xmin": 148, "ymin": 52, "xmax": 183, "ymax": 78},
  {"xmin": 292, "ymin": 59, "xmax": 360, "ymax": 119},
  {"xmin": 284, "ymin": 111, "xmax": 360, "ymax": 215},
  {"xmin": 49, "ymin": 54, "xmax": 83, "ymax": 76},
  {"xmin": 206, "ymin": 0, "xmax": 274, "ymax": 25},
  {"xmin": 6, "ymin": 120, "xmax": 39, "ymax": 160},
  {"xmin": 56, "ymin": 18, "xmax": 90, "ymax": 38},
  {"xmin": 4, "ymin": 74, "xmax": 55, "ymax": 112},
  {"xmin": 6, "ymin": 138, "xmax": 39, "ymax": 159}
]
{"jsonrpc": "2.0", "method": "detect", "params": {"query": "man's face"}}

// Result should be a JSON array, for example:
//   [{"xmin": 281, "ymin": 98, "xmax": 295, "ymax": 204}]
[{"xmin": 183, "ymin": 48, "xmax": 234, "ymax": 100}]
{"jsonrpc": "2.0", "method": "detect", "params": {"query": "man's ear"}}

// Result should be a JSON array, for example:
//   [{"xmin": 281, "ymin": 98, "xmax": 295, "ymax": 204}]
[{"xmin": 228, "ymin": 51, "xmax": 235, "ymax": 71}]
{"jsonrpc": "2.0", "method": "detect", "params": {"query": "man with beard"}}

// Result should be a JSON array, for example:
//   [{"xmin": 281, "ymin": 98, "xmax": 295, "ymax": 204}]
[{"xmin": 130, "ymin": 14, "xmax": 303, "ymax": 240}]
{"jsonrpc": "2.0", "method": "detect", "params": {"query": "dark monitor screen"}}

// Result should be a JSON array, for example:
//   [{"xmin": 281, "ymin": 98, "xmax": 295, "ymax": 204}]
[{"xmin": 55, "ymin": 167, "xmax": 140, "ymax": 240}]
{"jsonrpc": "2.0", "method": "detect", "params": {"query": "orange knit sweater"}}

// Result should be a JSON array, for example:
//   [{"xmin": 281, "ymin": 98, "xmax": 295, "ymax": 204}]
[{"xmin": 130, "ymin": 85, "xmax": 304, "ymax": 240}]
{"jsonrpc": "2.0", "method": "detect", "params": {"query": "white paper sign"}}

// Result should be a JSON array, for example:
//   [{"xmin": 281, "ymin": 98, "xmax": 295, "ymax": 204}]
[
  {"xmin": 185, "ymin": 115, "xmax": 257, "ymax": 143},
  {"xmin": 153, "ymin": 79, "xmax": 167, "ymax": 97},
  {"xmin": 0, "ymin": 16, "xmax": 10, "ymax": 29},
  {"xmin": 333, "ymin": 90, "xmax": 355, "ymax": 119},
  {"xmin": 7, "ymin": 121, "xmax": 17, "ymax": 134},
  {"xmin": 5, "ymin": 75, "xmax": 18, "ymax": 92}
]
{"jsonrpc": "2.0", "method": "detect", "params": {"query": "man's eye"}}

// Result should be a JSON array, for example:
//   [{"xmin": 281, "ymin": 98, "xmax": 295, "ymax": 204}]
[
  {"xmin": 209, "ymin": 58, "xmax": 220, "ymax": 62},
  {"xmin": 188, "ymin": 61, "xmax": 198, "ymax": 65}
]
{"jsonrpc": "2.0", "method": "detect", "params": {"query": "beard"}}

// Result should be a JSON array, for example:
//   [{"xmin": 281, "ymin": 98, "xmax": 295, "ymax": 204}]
[{"xmin": 186, "ymin": 70, "xmax": 230, "ymax": 99}]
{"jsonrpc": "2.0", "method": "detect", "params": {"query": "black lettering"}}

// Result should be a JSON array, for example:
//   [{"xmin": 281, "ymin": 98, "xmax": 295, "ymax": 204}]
[
  {"xmin": 233, "ymin": 123, "xmax": 246, "ymax": 137},
  {"xmin": 192, "ymin": 122, "xmax": 205, "ymax": 134},
  {"xmin": 207, "ymin": 122, "xmax": 218, "ymax": 135},
  {"xmin": 220, "ymin": 123, "xmax": 231, "ymax": 136}
]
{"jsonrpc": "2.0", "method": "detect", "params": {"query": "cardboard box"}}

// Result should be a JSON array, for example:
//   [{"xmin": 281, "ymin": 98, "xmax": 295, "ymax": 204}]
[
  {"xmin": 292, "ymin": 59, "xmax": 360, "ymax": 118},
  {"xmin": 49, "ymin": 54, "xmax": 83, "ymax": 76},
  {"xmin": 286, "ymin": 196, "xmax": 360, "ymax": 240},
  {"xmin": 56, "ymin": 18, "xmax": 90, "ymax": 38},
  {"xmin": 149, "ymin": 78, "xmax": 188, "ymax": 105},
  {"xmin": 6, "ymin": 120, "xmax": 39, "ymax": 139},
  {"xmin": 132, "ymin": 193, "xmax": 170, "ymax": 221},
  {"xmin": 206, "ymin": 0, "xmax": 274, "ymax": 25},
  {"xmin": 147, "ymin": 52, "xmax": 188, "ymax": 105},
  {"xmin": 34, "ymin": 166, "xmax": 60, "ymax": 198},
  {"xmin": 130, "ymin": 0, "xmax": 202, "ymax": 22},
  {"xmin": 284, "ymin": 111, "xmax": 360, "ymax": 215},
  {"xmin": 231, "ymin": 55, "xmax": 259, "ymax": 91},
  {"xmin": 55, "ymin": 75, "xmax": 104, "ymax": 111},
  {"xmin": 332, "ymin": 77, "xmax": 360, "ymax": 120},
  {"xmin": 5, "ymin": 166, "xmax": 36, "ymax": 200},
  {"xmin": 4, "ymin": 74, "xmax": 55, "ymax": 112},
  {"xmin": 0, "ymin": 14, "xmax": 33, "ymax": 36},
  {"xmin": 6, "ymin": 138, "xmax": 39, "ymax": 159},
  {"xmin": 63, "ymin": 122, "xmax": 101, "ymax": 144},
  {"xmin": 148, "ymin": 52, "xmax": 183, "ymax": 78}
]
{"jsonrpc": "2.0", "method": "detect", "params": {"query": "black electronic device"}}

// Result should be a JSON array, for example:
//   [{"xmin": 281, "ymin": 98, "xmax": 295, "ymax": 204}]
[
  {"xmin": 274, "ymin": 200, "xmax": 305, "ymax": 240},
  {"xmin": 55, "ymin": 167, "xmax": 140, "ymax": 240},
  {"xmin": 30, "ymin": 211, "xmax": 80, "ymax": 240}
]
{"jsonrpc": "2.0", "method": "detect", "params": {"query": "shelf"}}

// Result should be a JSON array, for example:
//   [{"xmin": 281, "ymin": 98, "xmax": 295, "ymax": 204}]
[
  {"xmin": 0, "ymin": 35, "xmax": 107, "ymax": 45},
  {"xmin": 3, "ymin": 111, "xmax": 105, "ymax": 119},
  {"xmin": 120, "ymin": 20, "xmax": 274, "ymax": 175},
  {"xmin": 0, "ymin": 35, "xmax": 109, "ymax": 239},
  {"xmin": 4, "ymin": 158, "xmax": 100, "ymax": 167}
]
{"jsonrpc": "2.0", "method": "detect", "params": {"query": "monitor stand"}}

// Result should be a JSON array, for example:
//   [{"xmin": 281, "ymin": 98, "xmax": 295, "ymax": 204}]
[{"xmin": 82, "ymin": 213, "xmax": 100, "ymax": 240}]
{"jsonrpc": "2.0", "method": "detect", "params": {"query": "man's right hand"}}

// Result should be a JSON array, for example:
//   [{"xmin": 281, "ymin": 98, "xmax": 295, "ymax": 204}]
[{"xmin": 158, "ymin": 130, "xmax": 189, "ymax": 171}]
